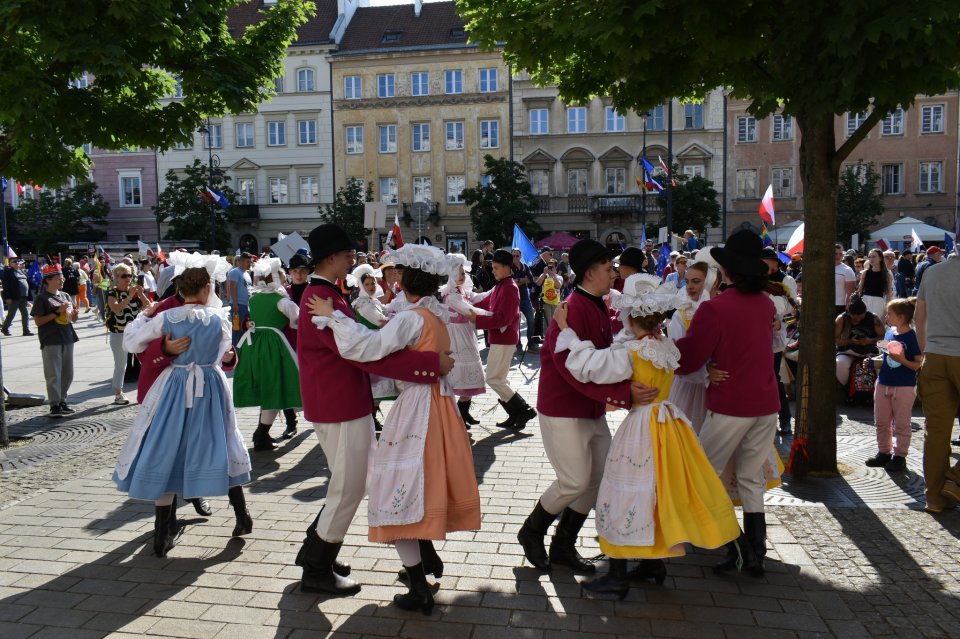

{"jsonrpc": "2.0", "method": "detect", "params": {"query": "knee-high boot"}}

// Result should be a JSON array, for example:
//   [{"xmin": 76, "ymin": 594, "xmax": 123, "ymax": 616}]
[
  {"xmin": 457, "ymin": 400, "xmax": 478, "ymax": 428},
  {"xmin": 252, "ymin": 421, "xmax": 277, "ymax": 451},
  {"xmin": 295, "ymin": 512, "xmax": 351, "ymax": 576},
  {"xmin": 153, "ymin": 504, "xmax": 176, "ymax": 558},
  {"xmin": 549, "ymin": 508, "xmax": 596, "ymax": 573},
  {"xmin": 281, "ymin": 408, "xmax": 298, "ymax": 439},
  {"xmin": 743, "ymin": 512, "xmax": 767, "ymax": 578},
  {"xmin": 393, "ymin": 562, "xmax": 434, "ymax": 615},
  {"xmin": 517, "ymin": 501, "xmax": 559, "ymax": 571},
  {"xmin": 228, "ymin": 486, "xmax": 253, "ymax": 537},
  {"xmin": 582, "ymin": 558, "xmax": 629, "ymax": 599},
  {"xmin": 398, "ymin": 540, "xmax": 445, "ymax": 582}
]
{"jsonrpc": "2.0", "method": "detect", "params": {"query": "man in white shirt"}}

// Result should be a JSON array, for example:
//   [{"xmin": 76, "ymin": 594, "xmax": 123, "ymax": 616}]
[{"xmin": 834, "ymin": 244, "xmax": 856, "ymax": 316}]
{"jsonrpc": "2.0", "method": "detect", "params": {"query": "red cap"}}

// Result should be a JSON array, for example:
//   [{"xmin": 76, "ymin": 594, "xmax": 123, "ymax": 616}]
[
  {"xmin": 927, "ymin": 246, "xmax": 943, "ymax": 256},
  {"xmin": 41, "ymin": 264, "xmax": 62, "ymax": 277}
]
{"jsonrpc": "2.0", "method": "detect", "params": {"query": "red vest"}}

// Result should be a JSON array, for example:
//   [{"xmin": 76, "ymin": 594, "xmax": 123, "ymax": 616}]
[{"xmin": 474, "ymin": 276, "xmax": 520, "ymax": 345}]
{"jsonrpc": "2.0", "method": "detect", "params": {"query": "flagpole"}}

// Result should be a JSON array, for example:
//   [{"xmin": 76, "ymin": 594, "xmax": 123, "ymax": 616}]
[
  {"xmin": 0, "ymin": 178, "xmax": 9, "ymax": 267},
  {"xmin": 666, "ymin": 99, "xmax": 674, "ymax": 247},
  {"xmin": 641, "ymin": 114, "xmax": 647, "ymax": 238}
]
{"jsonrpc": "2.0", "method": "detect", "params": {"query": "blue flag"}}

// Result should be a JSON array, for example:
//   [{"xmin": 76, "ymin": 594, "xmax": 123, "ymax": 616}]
[
  {"xmin": 640, "ymin": 157, "xmax": 664, "ymax": 193},
  {"xmin": 213, "ymin": 189, "xmax": 229, "ymax": 209},
  {"xmin": 656, "ymin": 243, "xmax": 670, "ymax": 276},
  {"xmin": 640, "ymin": 226, "xmax": 647, "ymax": 247},
  {"xmin": 946, "ymin": 231, "xmax": 955, "ymax": 253},
  {"xmin": 512, "ymin": 224, "xmax": 539, "ymax": 265},
  {"xmin": 0, "ymin": 177, "xmax": 7, "ymax": 192}
]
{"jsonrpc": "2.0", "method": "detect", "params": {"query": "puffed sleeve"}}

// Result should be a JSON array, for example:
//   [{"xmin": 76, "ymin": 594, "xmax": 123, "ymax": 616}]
[
  {"xmin": 277, "ymin": 296, "xmax": 300, "ymax": 329},
  {"xmin": 312, "ymin": 309, "xmax": 424, "ymax": 362},
  {"xmin": 555, "ymin": 327, "xmax": 633, "ymax": 384},
  {"xmin": 122, "ymin": 311, "xmax": 166, "ymax": 354}
]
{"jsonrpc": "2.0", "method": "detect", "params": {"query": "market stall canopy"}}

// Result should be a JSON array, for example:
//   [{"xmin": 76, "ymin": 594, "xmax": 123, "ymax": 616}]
[
  {"xmin": 870, "ymin": 217, "xmax": 955, "ymax": 243},
  {"xmin": 534, "ymin": 232, "xmax": 581, "ymax": 251}
]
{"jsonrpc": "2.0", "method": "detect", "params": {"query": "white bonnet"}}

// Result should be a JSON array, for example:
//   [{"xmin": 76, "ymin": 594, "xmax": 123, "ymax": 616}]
[
  {"xmin": 614, "ymin": 273, "xmax": 680, "ymax": 318},
  {"xmin": 380, "ymin": 244, "xmax": 460, "ymax": 276},
  {"xmin": 167, "ymin": 251, "xmax": 230, "ymax": 283},
  {"xmin": 346, "ymin": 263, "xmax": 383, "ymax": 288},
  {"xmin": 252, "ymin": 256, "xmax": 282, "ymax": 279}
]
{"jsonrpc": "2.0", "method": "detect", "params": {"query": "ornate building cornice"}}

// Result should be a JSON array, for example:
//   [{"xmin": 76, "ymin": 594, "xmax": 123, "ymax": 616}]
[{"xmin": 333, "ymin": 92, "xmax": 508, "ymax": 111}]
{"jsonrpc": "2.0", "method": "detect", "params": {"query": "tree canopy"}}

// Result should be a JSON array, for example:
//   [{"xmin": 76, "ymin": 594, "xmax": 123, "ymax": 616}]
[
  {"xmin": 0, "ymin": 1, "xmax": 313, "ymax": 185},
  {"xmin": 11, "ymin": 182, "xmax": 109, "ymax": 254},
  {"xmin": 656, "ymin": 168, "xmax": 721, "ymax": 237},
  {"xmin": 318, "ymin": 177, "xmax": 372, "ymax": 246},
  {"xmin": 155, "ymin": 159, "xmax": 238, "ymax": 253},
  {"xmin": 463, "ymin": 154, "xmax": 541, "ymax": 248},
  {"xmin": 836, "ymin": 162, "xmax": 884, "ymax": 247},
  {"xmin": 460, "ymin": 0, "xmax": 960, "ymax": 473}
]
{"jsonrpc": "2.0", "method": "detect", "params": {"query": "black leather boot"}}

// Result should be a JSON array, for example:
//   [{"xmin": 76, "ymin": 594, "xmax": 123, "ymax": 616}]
[
  {"xmin": 153, "ymin": 504, "xmax": 176, "ymax": 558},
  {"xmin": 252, "ymin": 422, "xmax": 277, "ymax": 451},
  {"xmin": 457, "ymin": 401, "xmax": 477, "ymax": 428},
  {"xmin": 393, "ymin": 562, "xmax": 434, "ymax": 615},
  {"xmin": 713, "ymin": 532, "xmax": 757, "ymax": 574},
  {"xmin": 495, "ymin": 399, "xmax": 516, "ymax": 429},
  {"xmin": 743, "ymin": 512, "xmax": 767, "ymax": 578},
  {"xmin": 549, "ymin": 508, "xmax": 596, "ymax": 573},
  {"xmin": 626, "ymin": 559, "xmax": 667, "ymax": 585},
  {"xmin": 228, "ymin": 486, "xmax": 253, "ymax": 537},
  {"xmin": 166, "ymin": 499, "xmax": 182, "ymax": 548},
  {"xmin": 398, "ymin": 540, "xmax": 444, "ymax": 582},
  {"xmin": 517, "ymin": 501, "xmax": 558, "ymax": 571},
  {"xmin": 295, "ymin": 513, "xmax": 351, "ymax": 577},
  {"xmin": 281, "ymin": 408, "xmax": 298, "ymax": 439},
  {"xmin": 300, "ymin": 539, "xmax": 361, "ymax": 595},
  {"xmin": 189, "ymin": 497, "xmax": 213, "ymax": 516},
  {"xmin": 501, "ymin": 393, "xmax": 537, "ymax": 430},
  {"xmin": 582, "ymin": 558, "xmax": 630, "ymax": 599}
]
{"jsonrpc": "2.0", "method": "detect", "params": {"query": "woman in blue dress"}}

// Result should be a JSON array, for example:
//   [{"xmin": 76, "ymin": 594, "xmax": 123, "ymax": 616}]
[{"xmin": 114, "ymin": 260, "xmax": 253, "ymax": 557}]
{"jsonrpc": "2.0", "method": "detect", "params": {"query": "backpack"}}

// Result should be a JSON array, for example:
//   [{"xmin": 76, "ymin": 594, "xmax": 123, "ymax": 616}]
[{"xmin": 847, "ymin": 357, "xmax": 877, "ymax": 406}]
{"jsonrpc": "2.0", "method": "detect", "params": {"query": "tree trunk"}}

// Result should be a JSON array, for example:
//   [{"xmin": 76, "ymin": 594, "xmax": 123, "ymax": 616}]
[{"xmin": 795, "ymin": 112, "xmax": 840, "ymax": 474}]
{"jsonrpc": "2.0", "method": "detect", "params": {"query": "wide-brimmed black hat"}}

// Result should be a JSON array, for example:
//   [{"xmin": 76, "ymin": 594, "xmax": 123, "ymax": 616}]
[
  {"xmin": 570, "ymin": 239, "xmax": 619, "ymax": 283},
  {"xmin": 288, "ymin": 252, "xmax": 311, "ymax": 271},
  {"xmin": 492, "ymin": 249, "xmax": 513, "ymax": 266},
  {"xmin": 760, "ymin": 246, "xmax": 779, "ymax": 261},
  {"xmin": 618, "ymin": 246, "xmax": 646, "ymax": 271},
  {"xmin": 307, "ymin": 223, "xmax": 357, "ymax": 266},
  {"xmin": 711, "ymin": 230, "xmax": 767, "ymax": 277}
]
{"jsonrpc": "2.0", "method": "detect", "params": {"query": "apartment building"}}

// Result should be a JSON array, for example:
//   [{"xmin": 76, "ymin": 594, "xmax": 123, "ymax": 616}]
[{"xmin": 331, "ymin": 1, "xmax": 509, "ymax": 252}]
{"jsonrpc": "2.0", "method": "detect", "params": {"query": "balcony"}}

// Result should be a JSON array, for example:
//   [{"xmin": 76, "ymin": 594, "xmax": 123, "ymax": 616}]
[
  {"xmin": 532, "ymin": 194, "xmax": 664, "ymax": 217},
  {"xmin": 232, "ymin": 204, "xmax": 260, "ymax": 221}
]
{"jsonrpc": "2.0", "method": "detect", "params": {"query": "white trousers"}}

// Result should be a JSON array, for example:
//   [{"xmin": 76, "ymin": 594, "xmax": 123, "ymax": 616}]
[
  {"xmin": 699, "ymin": 411, "xmax": 778, "ymax": 512},
  {"xmin": 539, "ymin": 415, "xmax": 611, "ymax": 515},
  {"xmin": 311, "ymin": 416, "xmax": 375, "ymax": 542},
  {"xmin": 485, "ymin": 343, "xmax": 516, "ymax": 402}
]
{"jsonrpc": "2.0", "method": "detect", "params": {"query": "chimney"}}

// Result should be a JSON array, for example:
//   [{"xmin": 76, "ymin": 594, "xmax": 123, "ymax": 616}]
[{"xmin": 415, "ymin": 0, "xmax": 422, "ymax": 18}]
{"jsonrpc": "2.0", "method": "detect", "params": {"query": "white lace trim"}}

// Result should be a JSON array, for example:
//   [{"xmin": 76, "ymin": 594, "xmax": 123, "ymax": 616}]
[
  {"xmin": 625, "ymin": 337, "xmax": 681, "ymax": 371},
  {"xmin": 390, "ymin": 294, "xmax": 450, "ymax": 322},
  {"xmin": 250, "ymin": 282, "xmax": 288, "ymax": 296},
  {"xmin": 252, "ymin": 256, "xmax": 282, "ymax": 279},
  {"xmin": 166, "ymin": 251, "xmax": 230, "ymax": 283},
  {"xmin": 162, "ymin": 305, "xmax": 229, "ymax": 326},
  {"xmin": 380, "ymin": 244, "xmax": 464, "ymax": 276}
]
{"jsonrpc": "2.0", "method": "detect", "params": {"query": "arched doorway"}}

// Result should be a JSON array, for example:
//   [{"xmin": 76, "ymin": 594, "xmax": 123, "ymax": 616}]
[
  {"xmin": 238, "ymin": 234, "xmax": 259, "ymax": 255},
  {"xmin": 601, "ymin": 227, "xmax": 632, "ymax": 249}
]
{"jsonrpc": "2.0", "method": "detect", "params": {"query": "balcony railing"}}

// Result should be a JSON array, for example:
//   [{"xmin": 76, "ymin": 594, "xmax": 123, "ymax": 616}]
[
  {"xmin": 232, "ymin": 204, "xmax": 260, "ymax": 221},
  {"xmin": 532, "ymin": 194, "xmax": 664, "ymax": 216}
]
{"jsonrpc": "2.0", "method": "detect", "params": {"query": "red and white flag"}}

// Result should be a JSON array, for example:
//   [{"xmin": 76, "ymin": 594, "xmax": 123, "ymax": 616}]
[
  {"xmin": 910, "ymin": 228, "xmax": 923, "ymax": 252},
  {"xmin": 759, "ymin": 184, "xmax": 776, "ymax": 226},
  {"xmin": 156, "ymin": 243, "xmax": 166, "ymax": 262},
  {"xmin": 875, "ymin": 238, "xmax": 890, "ymax": 251},
  {"xmin": 386, "ymin": 212, "xmax": 404, "ymax": 249},
  {"xmin": 786, "ymin": 222, "xmax": 804, "ymax": 256}
]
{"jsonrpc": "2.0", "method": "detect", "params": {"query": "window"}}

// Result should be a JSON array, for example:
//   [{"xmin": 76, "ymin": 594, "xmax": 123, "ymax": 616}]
[
  {"xmin": 444, "ymin": 70, "xmax": 463, "ymax": 94},
  {"xmin": 298, "ymin": 120, "xmax": 317, "ymax": 145},
  {"xmin": 737, "ymin": 116, "xmax": 757, "ymax": 143},
  {"xmin": 69, "ymin": 75, "xmax": 89, "ymax": 89},
  {"xmin": 567, "ymin": 107, "xmax": 587, "ymax": 133},
  {"xmin": 881, "ymin": 164, "xmax": 903, "ymax": 195},
  {"xmin": 479, "ymin": 119, "xmax": 499, "ymax": 149},
  {"xmin": 172, "ymin": 76, "xmax": 183, "ymax": 98},
  {"xmin": 119, "ymin": 174, "xmax": 141, "ymax": 207},
  {"xmin": 297, "ymin": 68, "xmax": 315, "ymax": 92},
  {"xmin": 882, "ymin": 109, "xmax": 904, "ymax": 136},
  {"xmin": 921, "ymin": 105, "xmax": 945, "ymax": 133},
  {"xmin": 267, "ymin": 121, "xmax": 286, "ymax": 146},
  {"xmin": 412, "ymin": 122, "xmax": 431, "ymax": 152},
  {"xmin": 683, "ymin": 103, "xmax": 703, "ymax": 129},
  {"xmin": 173, "ymin": 139, "xmax": 192, "ymax": 150},
  {"xmin": 683, "ymin": 165, "xmax": 705, "ymax": 178},
  {"xmin": 237, "ymin": 178, "xmax": 256, "ymax": 205},
  {"xmin": 772, "ymin": 115, "xmax": 793, "ymax": 141},
  {"xmin": 382, "ymin": 30, "xmax": 402, "ymax": 43},
  {"xmin": 919, "ymin": 161, "xmax": 943, "ymax": 193},
  {"xmin": 445, "ymin": 121, "xmax": 464, "ymax": 150},
  {"xmin": 605, "ymin": 107, "xmax": 625, "ymax": 132},
  {"xmin": 204, "ymin": 124, "xmax": 222, "ymax": 149},
  {"xmin": 377, "ymin": 73, "xmax": 395, "ymax": 98},
  {"xmin": 847, "ymin": 111, "xmax": 868, "ymax": 137},
  {"xmin": 772, "ymin": 168, "xmax": 794, "ymax": 198},
  {"xmin": 345, "ymin": 126, "xmax": 363, "ymax": 154},
  {"xmin": 529, "ymin": 170, "xmax": 550, "ymax": 196},
  {"xmin": 567, "ymin": 169, "xmax": 587, "ymax": 194},
  {"xmin": 273, "ymin": 76, "xmax": 284, "ymax": 93},
  {"xmin": 446, "ymin": 175, "xmax": 466, "ymax": 203},
  {"xmin": 269, "ymin": 177, "xmax": 288, "ymax": 204},
  {"xmin": 604, "ymin": 168, "xmax": 625, "ymax": 194},
  {"xmin": 479, "ymin": 68, "xmax": 498, "ymax": 93},
  {"xmin": 300, "ymin": 177, "xmax": 318, "ymax": 204},
  {"xmin": 736, "ymin": 169, "xmax": 758, "ymax": 198},
  {"xmin": 411, "ymin": 72, "xmax": 429, "ymax": 96},
  {"xmin": 480, "ymin": 174, "xmax": 493, "ymax": 188},
  {"xmin": 645, "ymin": 105, "xmax": 665, "ymax": 131},
  {"xmin": 236, "ymin": 123, "xmax": 254, "ymax": 148},
  {"xmin": 344, "ymin": 75, "xmax": 362, "ymax": 99},
  {"xmin": 413, "ymin": 176, "xmax": 432, "ymax": 203},
  {"xmin": 81, "ymin": 143, "xmax": 93, "ymax": 155},
  {"xmin": 530, "ymin": 108, "xmax": 549, "ymax": 135},
  {"xmin": 379, "ymin": 177, "xmax": 398, "ymax": 205},
  {"xmin": 378, "ymin": 124, "xmax": 397, "ymax": 153}
]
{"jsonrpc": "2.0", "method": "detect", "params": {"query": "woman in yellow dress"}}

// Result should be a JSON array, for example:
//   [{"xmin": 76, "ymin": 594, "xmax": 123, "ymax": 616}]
[{"xmin": 553, "ymin": 273, "xmax": 740, "ymax": 599}]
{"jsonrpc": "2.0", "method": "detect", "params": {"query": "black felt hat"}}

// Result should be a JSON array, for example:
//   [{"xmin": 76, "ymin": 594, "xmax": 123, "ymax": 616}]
[
  {"xmin": 288, "ymin": 252, "xmax": 311, "ymax": 271},
  {"xmin": 492, "ymin": 249, "xmax": 513, "ymax": 266},
  {"xmin": 711, "ymin": 229, "xmax": 768, "ymax": 277},
  {"xmin": 307, "ymin": 224, "xmax": 357, "ymax": 266},
  {"xmin": 618, "ymin": 246, "xmax": 646, "ymax": 271},
  {"xmin": 569, "ymin": 239, "xmax": 619, "ymax": 284}
]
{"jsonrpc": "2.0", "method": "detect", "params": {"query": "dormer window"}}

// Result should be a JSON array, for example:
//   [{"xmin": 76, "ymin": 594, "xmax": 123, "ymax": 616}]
[
  {"xmin": 449, "ymin": 28, "xmax": 467, "ymax": 40},
  {"xmin": 382, "ymin": 30, "xmax": 402, "ymax": 43}
]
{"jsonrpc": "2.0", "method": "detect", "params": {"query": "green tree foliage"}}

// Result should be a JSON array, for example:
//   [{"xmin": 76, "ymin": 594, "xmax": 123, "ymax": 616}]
[
  {"xmin": 12, "ymin": 182, "xmax": 109, "ymax": 254},
  {"xmin": 318, "ymin": 177, "xmax": 372, "ymax": 245},
  {"xmin": 463, "ymin": 154, "xmax": 541, "ymax": 248},
  {"xmin": 656, "ymin": 167, "xmax": 721, "ymax": 238},
  {"xmin": 836, "ymin": 162, "xmax": 884, "ymax": 246},
  {"xmin": 460, "ymin": 0, "xmax": 960, "ymax": 473},
  {"xmin": 0, "ymin": 1, "xmax": 314, "ymax": 184},
  {"xmin": 155, "ymin": 159, "xmax": 238, "ymax": 253}
]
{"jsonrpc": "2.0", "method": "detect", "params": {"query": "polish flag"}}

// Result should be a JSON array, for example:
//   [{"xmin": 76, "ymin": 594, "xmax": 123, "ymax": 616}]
[
  {"xmin": 759, "ymin": 184, "xmax": 776, "ymax": 226},
  {"xmin": 785, "ymin": 223, "xmax": 804, "ymax": 255},
  {"xmin": 875, "ymin": 238, "xmax": 890, "ymax": 251},
  {"xmin": 16, "ymin": 181, "xmax": 23, "ymax": 197},
  {"xmin": 386, "ymin": 212, "xmax": 404, "ymax": 249},
  {"xmin": 910, "ymin": 228, "xmax": 923, "ymax": 252},
  {"xmin": 156, "ymin": 244, "xmax": 166, "ymax": 262}
]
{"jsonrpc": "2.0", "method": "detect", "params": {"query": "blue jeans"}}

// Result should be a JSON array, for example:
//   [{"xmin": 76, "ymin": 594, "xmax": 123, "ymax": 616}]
[{"xmin": 519, "ymin": 297, "xmax": 535, "ymax": 343}]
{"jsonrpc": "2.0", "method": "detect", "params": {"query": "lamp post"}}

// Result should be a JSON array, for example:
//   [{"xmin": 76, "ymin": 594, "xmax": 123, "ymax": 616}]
[
  {"xmin": 641, "ymin": 112, "xmax": 648, "ymax": 234},
  {"xmin": 199, "ymin": 118, "xmax": 221, "ymax": 252},
  {"xmin": 666, "ymin": 98, "xmax": 674, "ymax": 246}
]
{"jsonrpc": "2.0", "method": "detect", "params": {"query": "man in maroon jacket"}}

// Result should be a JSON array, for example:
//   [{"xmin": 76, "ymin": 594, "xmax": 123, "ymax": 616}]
[
  {"xmin": 294, "ymin": 224, "xmax": 454, "ymax": 596},
  {"xmin": 470, "ymin": 249, "xmax": 537, "ymax": 429},
  {"xmin": 518, "ymin": 239, "xmax": 657, "ymax": 574}
]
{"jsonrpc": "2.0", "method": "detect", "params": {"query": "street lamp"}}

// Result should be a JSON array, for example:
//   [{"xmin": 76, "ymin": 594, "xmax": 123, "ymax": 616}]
[{"xmin": 198, "ymin": 118, "xmax": 221, "ymax": 252}]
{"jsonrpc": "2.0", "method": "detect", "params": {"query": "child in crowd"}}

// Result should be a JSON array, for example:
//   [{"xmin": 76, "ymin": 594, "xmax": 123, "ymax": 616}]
[
  {"xmin": 866, "ymin": 298, "xmax": 922, "ymax": 471},
  {"xmin": 347, "ymin": 264, "xmax": 395, "ymax": 428}
]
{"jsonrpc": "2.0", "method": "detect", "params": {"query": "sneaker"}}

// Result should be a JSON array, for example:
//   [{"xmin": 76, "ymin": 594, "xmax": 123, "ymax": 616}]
[
  {"xmin": 113, "ymin": 394, "xmax": 130, "ymax": 406},
  {"xmin": 865, "ymin": 452, "xmax": 893, "ymax": 468},
  {"xmin": 49, "ymin": 404, "xmax": 63, "ymax": 418},
  {"xmin": 884, "ymin": 455, "xmax": 907, "ymax": 472},
  {"xmin": 59, "ymin": 402, "xmax": 76, "ymax": 414},
  {"xmin": 942, "ymin": 480, "xmax": 960, "ymax": 504}
]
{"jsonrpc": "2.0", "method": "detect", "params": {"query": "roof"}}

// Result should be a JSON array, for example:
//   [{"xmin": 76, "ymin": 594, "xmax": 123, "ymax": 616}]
[
  {"xmin": 228, "ymin": 0, "xmax": 340, "ymax": 46},
  {"xmin": 337, "ymin": 1, "xmax": 468, "ymax": 53}
]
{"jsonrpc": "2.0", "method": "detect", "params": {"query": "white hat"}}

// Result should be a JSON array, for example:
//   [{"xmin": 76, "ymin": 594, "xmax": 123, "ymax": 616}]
[
  {"xmin": 252, "ymin": 256, "xmax": 282, "ymax": 279},
  {"xmin": 166, "ymin": 251, "xmax": 231, "ymax": 307},
  {"xmin": 380, "ymin": 244, "xmax": 459, "ymax": 276},
  {"xmin": 614, "ymin": 273, "xmax": 681, "ymax": 319},
  {"xmin": 345, "ymin": 263, "xmax": 383, "ymax": 288}
]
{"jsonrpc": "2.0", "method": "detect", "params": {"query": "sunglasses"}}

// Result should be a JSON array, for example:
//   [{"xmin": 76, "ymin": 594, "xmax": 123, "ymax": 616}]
[{"xmin": 119, "ymin": 274, "xmax": 132, "ymax": 279}]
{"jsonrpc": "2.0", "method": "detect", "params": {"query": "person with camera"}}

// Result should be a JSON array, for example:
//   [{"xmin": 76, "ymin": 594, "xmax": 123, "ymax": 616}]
[
  {"xmin": 534, "ymin": 258, "xmax": 563, "ymax": 334},
  {"xmin": 106, "ymin": 263, "xmax": 153, "ymax": 405}
]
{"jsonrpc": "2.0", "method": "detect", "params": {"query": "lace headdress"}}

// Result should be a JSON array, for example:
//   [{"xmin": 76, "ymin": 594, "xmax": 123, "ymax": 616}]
[{"xmin": 614, "ymin": 273, "xmax": 681, "ymax": 318}]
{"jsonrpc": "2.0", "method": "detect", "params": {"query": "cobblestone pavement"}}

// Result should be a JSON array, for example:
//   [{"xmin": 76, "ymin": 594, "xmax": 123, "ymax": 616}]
[{"xmin": 2, "ymin": 324, "xmax": 959, "ymax": 638}]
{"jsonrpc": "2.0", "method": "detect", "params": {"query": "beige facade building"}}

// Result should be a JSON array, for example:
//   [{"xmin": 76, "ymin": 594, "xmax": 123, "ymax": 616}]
[
  {"xmin": 726, "ymin": 92, "xmax": 960, "ymax": 246},
  {"xmin": 511, "ymin": 79, "xmax": 728, "ymax": 247},
  {"xmin": 331, "ymin": 1, "xmax": 509, "ymax": 252}
]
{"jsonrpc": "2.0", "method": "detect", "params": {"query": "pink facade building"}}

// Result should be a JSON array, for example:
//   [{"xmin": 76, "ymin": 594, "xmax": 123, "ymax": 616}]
[{"xmin": 88, "ymin": 147, "xmax": 161, "ymax": 243}]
